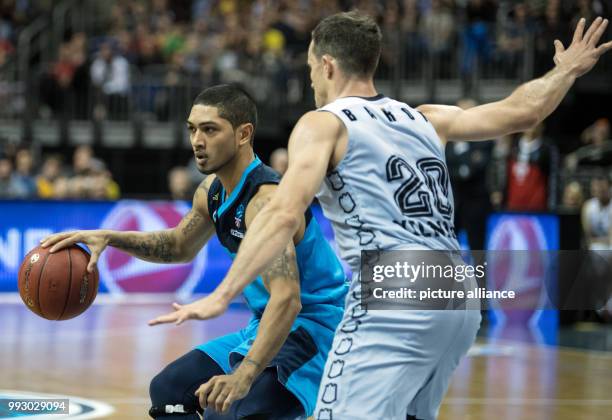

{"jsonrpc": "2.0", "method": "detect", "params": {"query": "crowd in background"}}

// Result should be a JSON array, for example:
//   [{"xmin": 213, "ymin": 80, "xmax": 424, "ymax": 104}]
[
  {"xmin": 445, "ymin": 99, "xmax": 611, "ymax": 251},
  {"xmin": 3, "ymin": 0, "xmax": 604, "ymax": 120},
  {"xmin": 0, "ymin": 144, "xmax": 120, "ymax": 200},
  {"xmin": 0, "ymin": 0, "xmax": 611, "ymax": 249},
  {"xmin": 0, "ymin": 0, "xmax": 55, "ymax": 67}
]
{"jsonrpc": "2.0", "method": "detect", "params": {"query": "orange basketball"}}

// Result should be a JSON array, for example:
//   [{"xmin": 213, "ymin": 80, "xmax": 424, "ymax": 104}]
[{"xmin": 18, "ymin": 245, "xmax": 99, "ymax": 320}]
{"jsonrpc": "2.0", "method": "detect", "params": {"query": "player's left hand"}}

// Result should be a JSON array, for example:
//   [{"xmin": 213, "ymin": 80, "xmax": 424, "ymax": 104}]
[
  {"xmin": 553, "ymin": 16, "xmax": 612, "ymax": 78},
  {"xmin": 195, "ymin": 372, "xmax": 252, "ymax": 414},
  {"xmin": 147, "ymin": 291, "xmax": 230, "ymax": 326}
]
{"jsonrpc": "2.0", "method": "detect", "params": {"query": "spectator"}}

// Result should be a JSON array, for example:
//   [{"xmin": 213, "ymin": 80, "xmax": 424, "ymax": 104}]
[
  {"xmin": 0, "ymin": 155, "xmax": 18, "ymax": 198},
  {"xmin": 496, "ymin": 2, "xmax": 532, "ymax": 78},
  {"xmin": 445, "ymin": 98, "xmax": 494, "ymax": 250},
  {"xmin": 72, "ymin": 145, "xmax": 95, "ymax": 176},
  {"xmin": 168, "ymin": 166, "xmax": 193, "ymax": 200},
  {"xmin": 535, "ymin": 0, "xmax": 567, "ymax": 75},
  {"xmin": 88, "ymin": 161, "xmax": 120, "ymax": 200},
  {"xmin": 420, "ymin": 0, "xmax": 455, "ymax": 78},
  {"xmin": 581, "ymin": 175, "xmax": 611, "ymax": 250},
  {"xmin": 566, "ymin": 118, "xmax": 612, "ymax": 170},
  {"xmin": 39, "ymin": 32, "xmax": 90, "ymax": 118},
  {"xmin": 581, "ymin": 118, "xmax": 610, "ymax": 146},
  {"xmin": 37, "ymin": 155, "xmax": 64, "ymax": 198},
  {"xmin": 90, "ymin": 42, "xmax": 131, "ymax": 120},
  {"xmin": 134, "ymin": 24, "xmax": 164, "ymax": 69},
  {"xmin": 561, "ymin": 180, "xmax": 585, "ymax": 212},
  {"xmin": 52, "ymin": 176, "xmax": 70, "ymax": 199},
  {"xmin": 461, "ymin": 0, "xmax": 497, "ymax": 93},
  {"xmin": 505, "ymin": 123, "xmax": 558, "ymax": 212},
  {"xmin": 12, "ymin": 148, "xmax": 37, "ymax": 198},
  {"xmin": 270, "ymin": 148, "xmax": 288, "ymax": 176},
  {"xmin": 489, "ymin": 134, "xmax": 513, "ymax": 209},
  {"xmin": 69, "ymin": 32, "xmax": 91, "ymax": 120}
]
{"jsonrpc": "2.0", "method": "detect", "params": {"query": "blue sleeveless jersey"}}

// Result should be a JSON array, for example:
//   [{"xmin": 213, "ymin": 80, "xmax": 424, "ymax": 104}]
[{"xmin": 196, "ymin": 157, "xmax": 347, "ymax": 416}]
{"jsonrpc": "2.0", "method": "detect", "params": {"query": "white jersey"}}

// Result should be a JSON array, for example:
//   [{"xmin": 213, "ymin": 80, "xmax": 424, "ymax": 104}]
[
  {"xmin": 583, "ymin": 196, "xmax": 611, "ymax": 250},
  {"xmin": 316, "ymin": 94, "xmax": 460, "ymax": 271}
]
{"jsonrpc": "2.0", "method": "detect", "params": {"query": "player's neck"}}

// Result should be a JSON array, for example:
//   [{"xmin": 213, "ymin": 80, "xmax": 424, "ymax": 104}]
[
  {"xmin": 329, "ymin": 78, "xmax": 377, "ymax": 103},
  {"xmin": 216, "ymin": 151, "xmax": 256, "ymax": 197}
]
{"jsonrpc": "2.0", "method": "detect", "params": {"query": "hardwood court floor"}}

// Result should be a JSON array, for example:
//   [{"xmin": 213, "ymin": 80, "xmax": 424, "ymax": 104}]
[{"xmin": 1, "ymin": 303, "xmax": 611, "ymax": 420}]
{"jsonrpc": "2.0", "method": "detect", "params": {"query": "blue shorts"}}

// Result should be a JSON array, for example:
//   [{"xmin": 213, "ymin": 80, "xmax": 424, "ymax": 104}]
[
  {"xmin": 149, "ymin": 349, "xmax": 303, "ymax": 419},
  {"xmin": 198, "ymin": 307, "xmax": 342, "ymax": 417}
]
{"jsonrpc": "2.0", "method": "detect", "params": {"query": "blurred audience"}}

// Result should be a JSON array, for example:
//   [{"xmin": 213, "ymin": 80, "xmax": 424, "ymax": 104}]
[
  {"xmin": 461, "ymin": 0, "xmax": 497, "ymax": 93},
  {"xmin": 496, "ymin": 2, "xmax": 534, "ymax": 78},
  {"xmin": 12, "ymin": 148, "xmax": 37, "ymax": 198},
  {"xmin": 39, "ymin": 33, "xmax": 89, "ymax": 118},
  {"xmin": 23, "ymin": 0, "xmax": 609, "ymax": 120},
  {"xmin": 37, "ymin": 155, "xmax": 63, "ymax": 198},
  {"xmin": 445, "ymin": 98, "xmax": 493, "ymax": 250},
  {"xmin": 566, "ymin": 118, "xmax": 612, "ymax": 170},
  {"xmin": 581, "ymin": 175, "xmax": 611, "ymax": 250},
  {"xmin": 505, "ymin": 123, "xmax": 558, "ymax": 212},
  {"xmin": 168, "ymin": 166, "xmax": 194, "ymax": 200},
  {"xmin": 0, "ymin": 144, "xmax": 119, "ymax": 200},
  {"xmin": 420, "ymin": 0, "xmax": 455, "ymax": 78},
  {"xmin": 91, "ymin": 42, "xmax": 131, "ymax": 120},
  {"xmin": 0, "ymin": 154, "xmax": 17, "ymax": 197},
  {"xmin": 561, "ymin": 180, "xmax": 585, "ymax": 212},
  {"xmin": 581, "ymin": 118, "xmax": 611, "ymax": 146},
  {"xmin": 270, "ymin": 147, "xmax": 288, "ymax": 176}
]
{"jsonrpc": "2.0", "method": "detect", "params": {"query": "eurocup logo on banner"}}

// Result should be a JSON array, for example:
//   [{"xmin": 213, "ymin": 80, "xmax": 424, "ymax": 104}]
[
  {"xmin": 97, "ymin": 201, "xmax": 207, "ymax": 298},
  {"xmin": 487, "ymin": 215, "xmax": 550, "ymax": 317}
]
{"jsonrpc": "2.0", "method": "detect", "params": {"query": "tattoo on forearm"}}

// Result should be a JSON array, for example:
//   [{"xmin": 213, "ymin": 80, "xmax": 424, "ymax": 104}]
[
  {"xmin": 109, "ymin": 232, "xmax": 175, "ymax": 263},
  {"xmin": 243, "ymin": 356, "xmax": 261, "ymax": 369},
  {"xmin": 181, "ymin": 210, "xmax": 203, "ymax": 235},
  {"xmin": 262, "ymin": 247, "xmax": 299, "ymax": 287}
]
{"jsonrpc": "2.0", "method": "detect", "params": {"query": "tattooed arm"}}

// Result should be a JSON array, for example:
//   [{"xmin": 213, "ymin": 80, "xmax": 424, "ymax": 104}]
[
  {"xmin": 232, "ymin": 186, "xmax": 303, "ymax": 381},
  {"xmin": 41, "ymin": 177, "xmax": 216, "ymax": 271},
  {"xmin": 105, "ymin": 177, "xmax": 215, "ymax": 263},
  {"xmin": 191, "ymin": 187, "xmax": 303, "ymax": 413}
]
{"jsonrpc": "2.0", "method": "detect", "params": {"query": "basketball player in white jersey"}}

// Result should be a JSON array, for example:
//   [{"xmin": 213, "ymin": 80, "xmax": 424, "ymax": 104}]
[{"xmin": 177, "ymin": 12, "xmax": 612, "ymax": 420}]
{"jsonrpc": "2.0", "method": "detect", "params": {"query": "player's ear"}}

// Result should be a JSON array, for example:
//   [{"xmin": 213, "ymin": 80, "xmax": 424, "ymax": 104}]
[
  {"xmin": 237, "ymin": 123, "xmax": 253, "ymax": 146},
  {"xmin": 322, "ymin": 54, "xmax": 334, "ymax": 79}
]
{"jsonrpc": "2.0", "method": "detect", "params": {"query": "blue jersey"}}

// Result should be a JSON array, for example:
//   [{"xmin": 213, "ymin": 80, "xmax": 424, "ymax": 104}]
[{"xmin": 197, "ymin": 157, "xmax": 347, "ymax": 416}]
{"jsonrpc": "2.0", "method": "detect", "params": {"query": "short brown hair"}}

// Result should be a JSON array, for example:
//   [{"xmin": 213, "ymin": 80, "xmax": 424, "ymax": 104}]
[{"xmin": 312, "ymin": 11, "xmax": 382, "ymax": 78}]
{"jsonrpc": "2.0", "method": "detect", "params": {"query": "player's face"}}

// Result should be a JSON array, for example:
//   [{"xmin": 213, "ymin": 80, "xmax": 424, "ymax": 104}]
[
  {"xmin": 308, "ymin": 41, "xmax": 327, "ymax": 108},
  {"xmin": 187, "ymin": 105, "xmax": 239, "ymax": 175}
]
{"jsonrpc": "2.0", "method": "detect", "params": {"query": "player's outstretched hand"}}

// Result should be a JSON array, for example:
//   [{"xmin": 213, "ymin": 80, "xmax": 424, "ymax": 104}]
[
  {"xmin": 148, "ymin": 293, "xmax": 229, "ymax": 326},
  {"xmin": 40, "ymin": 230, "xmax": 108, "ymax": 273},
  {"xmin": 554, "ymin": 17, "xmax": 612, "ymax": 78}
]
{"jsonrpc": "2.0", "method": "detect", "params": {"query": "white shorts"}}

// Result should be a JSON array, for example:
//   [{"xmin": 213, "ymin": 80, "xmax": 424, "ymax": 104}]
[{"xmin": 314, "ymin": 279, "xmax": 481, "ymax": 420}]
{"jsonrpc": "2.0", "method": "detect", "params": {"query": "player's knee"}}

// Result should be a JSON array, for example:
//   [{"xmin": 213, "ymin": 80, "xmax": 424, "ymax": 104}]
[
  {"xmin": 149, "ymin": 368, "xmax": 191, "ymax": 417},
  {"xmin": 149, "ymin": 369, "xmax": 174, "ymax": 405}
]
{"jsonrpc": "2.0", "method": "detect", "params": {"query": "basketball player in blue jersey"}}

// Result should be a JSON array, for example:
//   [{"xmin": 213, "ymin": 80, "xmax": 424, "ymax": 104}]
[
  {"xmin": 40, "ymin": 85, "xmax": 347, "ymax": 419},
  {"xmin": 177, "ymin": 12, "xmax": 612, "ymax": 420}
]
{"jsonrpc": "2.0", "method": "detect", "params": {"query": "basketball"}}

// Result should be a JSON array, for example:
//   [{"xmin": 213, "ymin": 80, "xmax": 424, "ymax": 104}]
[{"xmin": 17, "ymin": 245, "xmax": 99, "ymax": 320}]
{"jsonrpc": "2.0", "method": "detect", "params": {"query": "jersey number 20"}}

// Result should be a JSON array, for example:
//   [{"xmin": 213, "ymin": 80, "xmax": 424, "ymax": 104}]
[{"xmin": 386, "ymin": 155, "xmax": 452, "ymax": 220}]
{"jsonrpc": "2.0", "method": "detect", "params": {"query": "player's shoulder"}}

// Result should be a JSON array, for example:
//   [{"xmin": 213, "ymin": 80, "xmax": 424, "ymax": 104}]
[
  {"xmin": 416, "ymin": 103, "xmax": 462, "ymax": 118},
  {"xmin": 244, "ymin": 184, "xmax": 277, "ymax": 225},
  {"xmin": 195, "ymin": 175, "xmax": 217, "ymax": 197},
  {"xmin": 301, "ymin": 109, "xmax": 342, "ymax": 125},
  {"xmin": 193, "ymin": 175, "xmax": 217, "ymax": 215},
  {"xmin": 293, "ymin": 110, "xmax": 345, "ymax": 140}
]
